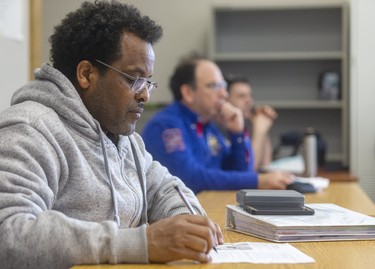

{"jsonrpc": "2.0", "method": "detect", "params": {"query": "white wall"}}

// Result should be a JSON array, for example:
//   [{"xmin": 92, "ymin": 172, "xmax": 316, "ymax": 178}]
[
  {"xmin": 0, "ymin": 0, "xmax": 29, "ymax": 112},
  {"xmin": 350, "ymin": 0, "xmax": 375, "ymax": 201}
]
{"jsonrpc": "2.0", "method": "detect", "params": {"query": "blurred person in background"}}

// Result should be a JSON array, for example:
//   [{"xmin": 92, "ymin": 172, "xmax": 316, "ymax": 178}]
[
  {"xmin": 142, "ymin": 54, "xmax": 293, "ymax": 194},
  {"xmin": 226, "ymin": 75, "xmax": 277, "ymax": 171}
]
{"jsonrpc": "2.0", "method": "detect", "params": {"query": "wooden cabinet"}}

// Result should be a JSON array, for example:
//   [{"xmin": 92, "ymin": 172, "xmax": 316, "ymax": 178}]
[{"xmin": 209, "ymin": 1, "xmax": 349, "ymax": 164}]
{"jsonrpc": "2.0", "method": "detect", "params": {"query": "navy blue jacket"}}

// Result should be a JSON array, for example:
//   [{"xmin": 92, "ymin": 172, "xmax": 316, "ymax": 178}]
[{"xmin": 142, "ymin": 101, "xmax": 258, "ymax": 193}]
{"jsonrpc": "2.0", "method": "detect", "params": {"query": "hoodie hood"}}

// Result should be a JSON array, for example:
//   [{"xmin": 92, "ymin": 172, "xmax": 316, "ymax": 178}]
[
  {"xmin": 11, "ymin": 63, "xmax": 99, "ymax": 137},
  {"xmin": 11, "ymin": 63, "xmax": 128, "ymax": 226}
]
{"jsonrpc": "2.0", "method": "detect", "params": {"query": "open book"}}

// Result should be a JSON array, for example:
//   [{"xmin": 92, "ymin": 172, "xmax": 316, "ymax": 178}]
[{"xmin": 226, "ymin": 203, "xmax": 375, "ymax": 242}]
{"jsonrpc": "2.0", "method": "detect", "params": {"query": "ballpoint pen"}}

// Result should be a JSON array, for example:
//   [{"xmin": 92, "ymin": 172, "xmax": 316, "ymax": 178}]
[{"xmin": 174, "ymin": 185, "xmax": 218, "ymax": 253}]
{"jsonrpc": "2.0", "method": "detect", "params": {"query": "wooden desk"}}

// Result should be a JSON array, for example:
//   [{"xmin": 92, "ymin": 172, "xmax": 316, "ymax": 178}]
[
  {"xmin": 72, "ymin": 182, "xmax": 375, "ymax": 269},
  {"xmin": 318, "ymin": 169, "xmax": 358, "ymax": 182},
  {"xmin": 200, "ymin": 182, "xmax": 375, "ymax": 216}
]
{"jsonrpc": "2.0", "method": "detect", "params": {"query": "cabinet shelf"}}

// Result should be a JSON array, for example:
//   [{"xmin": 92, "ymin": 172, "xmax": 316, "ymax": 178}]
[
  {"xmin": 257, "ymin": 100, "xmax": 343, "ymax": 109},
  {"xmin": 213, "ymin": 51, "xmax": 344, "ymax": 61},
  {"xmin": 210, "ymin": 1, "xmax": 349, "ymax": 164}
]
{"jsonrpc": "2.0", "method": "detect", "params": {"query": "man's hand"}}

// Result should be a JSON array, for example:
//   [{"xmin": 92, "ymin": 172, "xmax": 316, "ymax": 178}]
[
  {"xmin": 215, "ymin": 101, "xmax": 244, "ymax": 133},
  {"xmin": 256, "ymin": 105, "xmax": 277, "ymax": 120},
  {"xmin": 258, "ymin": 171, "xmax": 295, "ymax": 189},
  {"xmin": 251, "ymin": 105, "xmax": 277, "ymax": 135},
  {"xmin": 147, "ymin": 215, "xmax": 223, "ymax": 263}
]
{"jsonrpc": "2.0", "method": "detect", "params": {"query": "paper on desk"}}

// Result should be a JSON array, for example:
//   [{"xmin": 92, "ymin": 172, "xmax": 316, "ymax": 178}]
[
  {"xmin": 209, "ymin": 242, "xmax": 314, "ymax": 264},
  {"xmin": 263, "ymin": 155, "xmax": 330, "ymax": 191},
  {"xmin": 264, "ymin": 155, "xmax": 305, "ymax": 174},
  {"xmin": 294, "ymin": 176, "xmax": 330, "ymax": 191}
]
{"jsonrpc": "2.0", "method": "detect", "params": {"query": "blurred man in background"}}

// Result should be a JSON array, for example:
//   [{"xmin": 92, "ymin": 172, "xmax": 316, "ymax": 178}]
[
  {"xmin": 226, "ymin": 75, "xmax": 277, "ymax": 171},
  {"xmin": 142, "ymin": 55, "xmax": 293, "ymax": 194}
]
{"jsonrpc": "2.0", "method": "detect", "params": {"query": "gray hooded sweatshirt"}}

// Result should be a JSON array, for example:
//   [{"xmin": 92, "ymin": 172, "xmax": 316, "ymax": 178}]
[{"xmin": 0, "ymin": 64, "xmax": 204, "ymax": 269}]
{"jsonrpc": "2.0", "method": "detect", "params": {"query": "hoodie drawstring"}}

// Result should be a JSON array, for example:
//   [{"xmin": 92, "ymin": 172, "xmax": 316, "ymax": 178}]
[
  {"xmin": 95, "ymin": 122, "xmax": 148, "ymax": 227},
  {"xmin": 130, "ymin": 138, "xmax": 148, "ymax": 225},
  {"xmin": 95, "ymin": 122, "xmax": 121, "ymax": 227}
]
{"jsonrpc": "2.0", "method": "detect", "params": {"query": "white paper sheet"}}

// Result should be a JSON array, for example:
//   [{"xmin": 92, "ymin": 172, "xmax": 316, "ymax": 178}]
[
  {"xmin": 264, "ymin": 155, "xmax": 305, "ymax": 174},
  {"xmin": 210, "ymin": 242, "xmax": 315, "ymax": 264},
  {"xmin": 294, "ymin": 176, "xmax": 330, "ymax": 191}
]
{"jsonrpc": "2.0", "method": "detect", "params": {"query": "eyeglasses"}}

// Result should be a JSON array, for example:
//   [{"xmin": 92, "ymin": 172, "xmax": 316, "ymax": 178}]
[
  {"xmin": 205, "ymin": 81, "xmax": 228, "ymax": 91},
  {"xmin": 95, "ymin": 59, "xmax": 157, "ymax": 95}
]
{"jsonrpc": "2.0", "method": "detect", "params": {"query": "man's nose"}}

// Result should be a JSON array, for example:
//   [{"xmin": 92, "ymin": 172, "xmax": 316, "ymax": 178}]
[
  {"xmin": 137, "ymin": 87, "xmax": 150, "ymax": 103},
  {"xmin": 217, "ymin": 87, "xmax": 228, "ymax": 99}
]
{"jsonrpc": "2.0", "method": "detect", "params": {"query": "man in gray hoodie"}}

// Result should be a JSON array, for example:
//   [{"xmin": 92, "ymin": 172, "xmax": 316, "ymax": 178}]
[{"xmin": 0, "ymin": 1, "xmax": 223, "ymax": 268}]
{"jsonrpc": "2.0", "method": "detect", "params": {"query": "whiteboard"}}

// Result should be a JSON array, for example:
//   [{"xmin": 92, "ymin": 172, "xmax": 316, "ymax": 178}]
[{"xmin": 0, "ymin": 0, "xmax": 29, "ymax": 112}]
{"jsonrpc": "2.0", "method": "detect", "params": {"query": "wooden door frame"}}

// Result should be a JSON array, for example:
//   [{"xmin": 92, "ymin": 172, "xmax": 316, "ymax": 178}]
[{"xmin": 29, "ymin": 0, "xmax": 42, "ymax": 79}]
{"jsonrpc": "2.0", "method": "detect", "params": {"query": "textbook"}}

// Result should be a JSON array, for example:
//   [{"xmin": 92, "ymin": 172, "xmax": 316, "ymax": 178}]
[{"xmin": 226, "ymin": 203, "xmax": 375, "ymax": 242}]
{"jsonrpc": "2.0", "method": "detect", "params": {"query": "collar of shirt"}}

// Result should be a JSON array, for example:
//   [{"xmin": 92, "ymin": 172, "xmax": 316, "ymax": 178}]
[
  {"xmin": 174, "ymin": 101, "xmax": 207, "ymax": 137},
  {"xmin": 196, "ymin": 121, "xmax": 204, "ymax": 137}
]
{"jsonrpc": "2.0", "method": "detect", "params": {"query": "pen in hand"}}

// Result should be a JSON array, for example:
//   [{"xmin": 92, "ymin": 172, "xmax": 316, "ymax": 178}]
[{"xmin": 174, "ymin": 185, "xmax": 218, "ymax": 253}]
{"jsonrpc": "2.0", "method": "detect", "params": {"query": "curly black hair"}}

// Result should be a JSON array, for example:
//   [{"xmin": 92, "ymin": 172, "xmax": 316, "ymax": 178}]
[
  {"xmin": 169, "ymin": 52, "xmax": 207, "ymax": 101},
  {"xmin": 49, "ymin": 0, "xmax": 163, "ymax": 85}
]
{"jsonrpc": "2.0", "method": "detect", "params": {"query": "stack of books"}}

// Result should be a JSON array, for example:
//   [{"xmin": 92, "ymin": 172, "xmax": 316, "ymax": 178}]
[{"xmin": 226, "ymin": 203, "xmax": 375, "ymax": 242}]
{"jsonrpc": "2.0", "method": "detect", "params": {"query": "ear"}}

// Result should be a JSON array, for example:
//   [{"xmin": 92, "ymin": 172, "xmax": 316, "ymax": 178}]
[
  {"xmin": 76, "ymin": 60, "xmax": 96, "ymax": 89},
  {"xmin": 180, "ymin": 84, "xmax": 195, "ymax": 104}
]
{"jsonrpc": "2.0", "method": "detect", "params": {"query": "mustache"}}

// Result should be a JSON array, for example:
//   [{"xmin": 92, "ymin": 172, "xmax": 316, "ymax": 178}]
[{"xmin": 129, "ymin": 103, "xmax": 144, "ymax": 113}]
